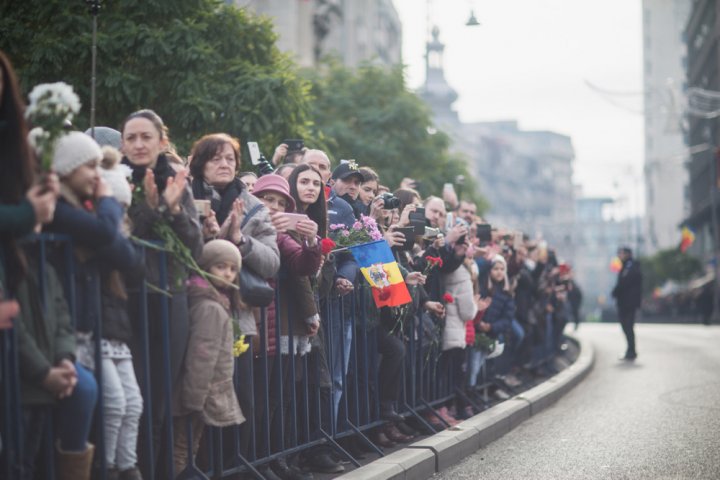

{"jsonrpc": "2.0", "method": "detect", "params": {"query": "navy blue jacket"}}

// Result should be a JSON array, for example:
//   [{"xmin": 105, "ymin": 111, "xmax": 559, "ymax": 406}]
[
  {"xmin": 328, "ymin": 190, "xmax": 359, "ymax": 283},
  {"xmin": 481, "ymin": 283, "xmax": 515, "ymax": 338},
  {"xmin": 46, "ymin": 196, "xmax": 141, "ymax": 333}
]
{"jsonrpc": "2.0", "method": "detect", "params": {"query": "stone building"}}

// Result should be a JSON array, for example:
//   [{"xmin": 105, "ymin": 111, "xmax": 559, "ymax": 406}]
[{"xmin": 234, "ymin": 0, "xmax": 402, "ymax": 68}]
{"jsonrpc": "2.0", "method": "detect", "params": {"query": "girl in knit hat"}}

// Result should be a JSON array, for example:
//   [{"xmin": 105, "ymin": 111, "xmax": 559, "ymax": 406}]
[
  {"xmin": 41, "ymin": 131, "xmax": 143, "ymax": 480},
  {"xmin": 476, "ymin": 254, "xmax": 515, "ymax": 351},
  {"xmin": 172, "ymin": 239, "xmax": 245, "ymax": 476}
]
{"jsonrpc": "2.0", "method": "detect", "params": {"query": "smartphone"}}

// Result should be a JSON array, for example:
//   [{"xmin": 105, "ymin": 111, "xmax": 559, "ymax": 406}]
[
  {"xmin": 247, "ymin": 142, "xmax": 261, "ymax": 165},
  {"xmin": 279, "ymin": 213, "xmax": 309, "ymax": 231},
  {"xmin": 476, "ymin": 223, "xmax": 492, "ymax": 243},
  {"xmin": 193, "ymin": 199, "xmax": 211, "ymax": 217},
  {"xmin": 395, "ymin": 226, "xmax": 416, "ymax": 251},
  {"xmin": 283, "ymin": 139, "xmax": 304, "ymax": 152},
  {"xmin": 409, "ymin": 207, "xmax": 426, "ymax": 236},
  {"xmin": 513, "ymin": 232, "xmax": 524, "ymax": 249}
]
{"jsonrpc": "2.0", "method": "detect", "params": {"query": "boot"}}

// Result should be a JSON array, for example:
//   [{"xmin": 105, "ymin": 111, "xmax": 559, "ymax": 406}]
[
  {"xmin": 379, "ymin": 401, "xmax": 403, "ymax": 422},
  {"xmin": 56, "ymin": 442, "xmax": 95, "ymax": 480}
]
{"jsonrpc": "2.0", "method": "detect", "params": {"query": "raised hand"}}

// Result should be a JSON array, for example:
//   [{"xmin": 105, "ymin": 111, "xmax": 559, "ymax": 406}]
[
  {"xmin": 144, "ymin": 169, "xmax": 159, "ymax": 209},
  {"xmin": 405, "ymin": 271, "xmax": 426, "ymax": 286},
  {"xmin": 163, "ymin": 169, "xmax": 188, "ymax": 215},
  {"xmin": 295, "ymin": 219, "xmax": 318, "ymax": 245}
]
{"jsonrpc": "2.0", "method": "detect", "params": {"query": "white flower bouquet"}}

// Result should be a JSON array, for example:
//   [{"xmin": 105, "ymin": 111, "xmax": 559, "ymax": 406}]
[{"xmin": 25, "ymin": 82, "xmax": 81, "ymax": 171}]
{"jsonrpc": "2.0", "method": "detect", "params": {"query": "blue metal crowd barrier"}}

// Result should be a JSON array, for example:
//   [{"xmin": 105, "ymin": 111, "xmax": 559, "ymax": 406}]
[{"xmin": 0, "ymin": 234, "xmax": 562, "ymax": 479}]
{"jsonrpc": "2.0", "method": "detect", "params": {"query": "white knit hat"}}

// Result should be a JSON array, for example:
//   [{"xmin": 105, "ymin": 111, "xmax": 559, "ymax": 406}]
[
  {"xmin": 99, "ymin": 146, "xmax": 133, "ymax": 206},
  {"xmin": 52, "ymin": 131, "xmax": 102, "ymax": 177}
]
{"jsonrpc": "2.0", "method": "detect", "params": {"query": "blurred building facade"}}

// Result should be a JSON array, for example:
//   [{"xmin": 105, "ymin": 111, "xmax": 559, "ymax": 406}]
[
  {"xmin": 642, "ymin": 0, "xmax": 691, "ymax": 253},
  {"xmin": 418, "ymin": 27, "xmax": 576, "ymax": 262},
  {"xmin": 235, "ymin": 0, "xmax": 402, "ymax": 68},
  {"xmin": 683, "ymin": 0, "xmax": 720, "ymax": 261}
]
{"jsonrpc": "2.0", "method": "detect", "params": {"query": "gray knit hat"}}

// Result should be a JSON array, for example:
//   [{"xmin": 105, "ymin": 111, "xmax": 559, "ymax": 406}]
[
  {"xmin": 52, "ymin": 131, "xmax": 102, "ymax": 177},
  {"xmin": 198, "ymin": 239, "xmax": 242, "ymax": 271},
  {"xmin": 84, "ymin": 126, "xmax": 122, "ymax": 150}
]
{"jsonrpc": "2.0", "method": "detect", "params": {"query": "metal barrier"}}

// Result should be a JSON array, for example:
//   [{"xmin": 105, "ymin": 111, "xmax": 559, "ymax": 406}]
[{"xmin": 0, "ymin": 234, "xmax": 561, "ymax": 479}]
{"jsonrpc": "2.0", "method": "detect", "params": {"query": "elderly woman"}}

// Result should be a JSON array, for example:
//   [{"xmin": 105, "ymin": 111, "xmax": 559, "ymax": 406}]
[{"xmin": 188, "ymin": 133, "xmax": 280, "ymax": 459}]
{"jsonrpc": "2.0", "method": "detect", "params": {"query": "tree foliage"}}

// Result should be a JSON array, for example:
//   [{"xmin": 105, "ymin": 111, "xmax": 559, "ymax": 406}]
[
  {"xmin": 639, "ymin": 248, "xmax": 704, "ymax": 295},
  {"xmin": 305, "ymin": 60, "xmax": 486, "ymax": 209},
  {"xmin": 0, "ymin": 0, "xmax": 311, "ymax": 158}
]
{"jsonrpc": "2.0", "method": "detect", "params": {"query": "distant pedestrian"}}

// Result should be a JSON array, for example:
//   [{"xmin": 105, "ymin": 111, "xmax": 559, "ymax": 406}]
[{"xmin": 611, "ymin": 247, "xmax": 642, "ymax": 360}]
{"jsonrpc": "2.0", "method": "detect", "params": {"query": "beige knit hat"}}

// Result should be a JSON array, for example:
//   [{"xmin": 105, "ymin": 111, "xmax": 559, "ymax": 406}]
[
  {"xmin": 52, "ymin": 131, "xmax": 102, "ymax": 177},
  {"xmin": 198, "ymin": 239, "xmax": 242, "ymax": 271}
]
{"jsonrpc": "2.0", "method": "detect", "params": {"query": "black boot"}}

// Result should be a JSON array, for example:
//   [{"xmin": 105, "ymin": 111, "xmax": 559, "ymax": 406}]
[{"xmin": 379, "ymin": 401, "xmax": 403, "ymax": 422}]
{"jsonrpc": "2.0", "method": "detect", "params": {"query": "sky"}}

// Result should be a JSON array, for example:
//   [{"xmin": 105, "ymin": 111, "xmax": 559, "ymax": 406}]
[{"xmin": 392, "ymin": 0, "xmax": 645, "ymax": 216}]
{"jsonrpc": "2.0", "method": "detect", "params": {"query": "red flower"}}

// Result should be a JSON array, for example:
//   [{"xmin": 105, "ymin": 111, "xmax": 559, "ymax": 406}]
[
  {"xmin": 320, "ymin": 237, "xmax": 336, "ymax": 255},
  {"xmin": 442, "ymin": 293, "xmax": 454, "ymax": 304},
  {"xmin": 422, "ymin": 256, "xmax": 443, "ymax": 275}
]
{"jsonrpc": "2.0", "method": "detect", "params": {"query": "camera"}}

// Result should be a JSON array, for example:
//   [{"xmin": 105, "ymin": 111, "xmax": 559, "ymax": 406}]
[
  {"xmin": 378, "ymin": 192, "xmax": 401, "ymax": 209},
  {"xmin": 255, "ymin": 154, "xmax": 275, "ymax": 176},
  {"xmin": 423, "ymin": 226, "xmax": 441, "ymax": 239},
  {"xmin": 247, "ymin": 141, "xmax": 275, "ymax": 176}
]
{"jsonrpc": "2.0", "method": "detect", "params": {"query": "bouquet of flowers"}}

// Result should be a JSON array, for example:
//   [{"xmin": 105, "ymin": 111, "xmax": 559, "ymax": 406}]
[
  {"xmin": 329, "ymin": 214, "xmax": 384, "ymax": 248},
  {"xmin": 25, "ymin": 82, "xmax": 81, "ymax": 172}
]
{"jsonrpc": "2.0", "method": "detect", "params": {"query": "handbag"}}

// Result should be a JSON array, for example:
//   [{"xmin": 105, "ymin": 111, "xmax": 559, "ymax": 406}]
[{"xmin": 238, "ymin": 203, "xmax": 275, "ymax": 307}]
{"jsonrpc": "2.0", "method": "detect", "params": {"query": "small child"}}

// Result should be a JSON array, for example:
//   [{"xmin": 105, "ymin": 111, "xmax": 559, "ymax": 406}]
[
  {"xmin": 98, "ymin": 146, "xmax": 144, "ymax": 480},
  {"xmin": 172, "ymin": 239, "xmax": 245, "ymax": 476}
]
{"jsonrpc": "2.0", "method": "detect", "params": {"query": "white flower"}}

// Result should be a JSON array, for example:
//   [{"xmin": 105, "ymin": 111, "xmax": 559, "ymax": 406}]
[
  {"xmin": 26, "ymin": 82, "xmax": 81, "ymax": 122},
  {"xmin": 27, "ymin": 127, "xmax": 50, "ymax": 153}
]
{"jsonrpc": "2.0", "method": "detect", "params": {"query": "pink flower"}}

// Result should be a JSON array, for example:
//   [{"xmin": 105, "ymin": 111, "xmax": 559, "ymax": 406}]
[
  {"xmin": 353, "ymin": 221, "xmax": 363, "ymax": 230},
  {"xmin": 342, "ymin": 230, "xmax": 350, "ymax": 237}
]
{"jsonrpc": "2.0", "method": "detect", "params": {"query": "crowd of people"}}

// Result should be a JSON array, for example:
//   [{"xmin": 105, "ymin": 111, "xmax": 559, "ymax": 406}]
[{"xmin": 0, "ymin": 51, "xmax": 581, "ymax": 480}]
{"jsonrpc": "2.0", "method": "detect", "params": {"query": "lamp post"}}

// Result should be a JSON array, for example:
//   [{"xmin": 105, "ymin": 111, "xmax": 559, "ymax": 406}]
[{"xmin": 85, "ymin": 0, "xmax": 101, "ymax": 138}]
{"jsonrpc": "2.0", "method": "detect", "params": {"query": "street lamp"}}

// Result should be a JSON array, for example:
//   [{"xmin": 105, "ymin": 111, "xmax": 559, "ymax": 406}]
[{"xmin": 85, "ymin": 0, "xmax": 101, "ymax": 138}]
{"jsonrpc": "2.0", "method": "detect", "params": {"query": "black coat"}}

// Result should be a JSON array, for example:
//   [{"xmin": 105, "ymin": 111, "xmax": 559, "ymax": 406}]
[{"xmin": 612, "ymin": 258, "xmax": 642, "ymax": 311}]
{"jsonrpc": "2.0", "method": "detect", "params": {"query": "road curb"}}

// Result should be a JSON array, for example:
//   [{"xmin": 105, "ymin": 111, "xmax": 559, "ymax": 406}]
[{"xmin": 337, "ymin": 334, "xmax": 595, "ymax": 480}]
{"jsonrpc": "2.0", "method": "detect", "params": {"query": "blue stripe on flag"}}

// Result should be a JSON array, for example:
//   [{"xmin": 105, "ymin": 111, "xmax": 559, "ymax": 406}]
[{"xmin": 348, "ymin": 240, "xmax": 395, "ymax": 268}]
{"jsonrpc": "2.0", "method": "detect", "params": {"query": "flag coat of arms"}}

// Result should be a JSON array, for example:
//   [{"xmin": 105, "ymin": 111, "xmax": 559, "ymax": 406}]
[{"xmin": 348, "ymin": 240, "xmax": 412, "ymax": 307}]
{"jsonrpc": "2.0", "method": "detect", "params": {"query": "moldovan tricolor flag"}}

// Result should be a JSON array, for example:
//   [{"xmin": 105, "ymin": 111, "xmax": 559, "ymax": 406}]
[
  {"xmin": 680, "ymin": 226, "xmax": 695, "ymax": 253},
  {"xmin": 349, "ymin": 240, "xmax": 412, "ymax": 308}
]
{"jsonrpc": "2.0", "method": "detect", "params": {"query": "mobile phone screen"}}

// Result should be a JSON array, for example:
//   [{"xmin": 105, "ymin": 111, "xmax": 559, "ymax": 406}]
[
  {"xmin": 247, "ymin": 142, "xmax": 261, "ymax": 165},
  {"xmin": 395, "ymin": 227, "xmax": 416, "ymax": 251},
  {"xmin": 476, "ymin": 224, "xmax": 492, "ymax": 243},
  {"xmin": 281, "ymin": 213, "xmax": 309, "ymax": 231}
]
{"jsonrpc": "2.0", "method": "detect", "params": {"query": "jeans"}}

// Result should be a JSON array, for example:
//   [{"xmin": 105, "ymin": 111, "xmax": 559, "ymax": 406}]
[
  {"xmin": 56, "ymin": 363, "xmax": 98, "ymax": 451},
  {"xmin": 20, "ymin": 363, "xmax": 97, "ymax": 479},
  {"xmin": 467, "ymin": 348, "xmax": 486, "ymax": 388},
  {"xmin": 324, "ymin": 297, "xmax": 353, "ymax": 430},
  {"xmin": 102, "ymin": 356, "xmax": 143, "ymax": 470}
]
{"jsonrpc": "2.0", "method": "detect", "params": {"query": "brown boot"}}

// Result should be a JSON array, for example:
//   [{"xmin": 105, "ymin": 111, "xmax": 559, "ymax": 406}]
[{"xmin": 56, "ymin": 442, "xmax": 95, "ymax": 480}]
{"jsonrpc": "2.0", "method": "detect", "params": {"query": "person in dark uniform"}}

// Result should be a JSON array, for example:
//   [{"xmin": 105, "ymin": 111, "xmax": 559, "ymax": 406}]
[{"xmin": 611, "ymin": 247, "xmax": 643, "ymax": 360}]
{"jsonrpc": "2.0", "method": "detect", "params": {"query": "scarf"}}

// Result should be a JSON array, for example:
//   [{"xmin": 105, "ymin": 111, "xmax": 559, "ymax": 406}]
[
  {"xmin": 121, "ymin": 153, "xmax": 176, "ymax": 195},
  {"xmin": 191, "ymin": 176, "xmax": 245, "ymax": 226}
]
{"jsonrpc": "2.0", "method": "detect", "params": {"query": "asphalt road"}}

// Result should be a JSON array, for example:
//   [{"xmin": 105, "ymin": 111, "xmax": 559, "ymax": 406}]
[{"xmin": 435, "ymin": 323, "xmax": 720, "ymax": 480}]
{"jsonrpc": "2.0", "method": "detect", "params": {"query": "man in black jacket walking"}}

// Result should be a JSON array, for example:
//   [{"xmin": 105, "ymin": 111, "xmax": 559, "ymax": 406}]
[{"xmin": 611, "ymin": 247, "xmax": 643, "ymax": 360}]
